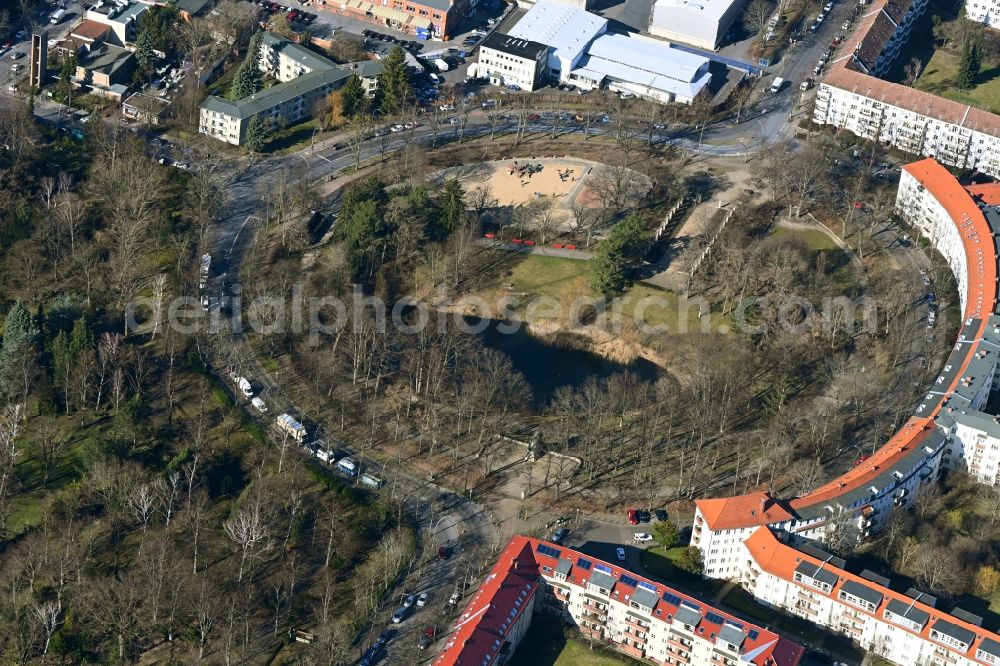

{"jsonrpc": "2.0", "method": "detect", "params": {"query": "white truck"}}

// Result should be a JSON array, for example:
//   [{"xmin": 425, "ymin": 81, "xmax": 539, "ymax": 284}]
[
  {"xmin": 251, "ymin": 397, "xmax": 267, "ymax": 413},
  {"xmin": 769, "ymin": 77, "xmax": 785, "ymax": 93},
  {"xmin": 275, "ymin": 413, "xmax": 306, "ymax": 443},
  {"xmin": 50, "ymin": 8, "xmax": 66, "ymax": 23},
  {"xmin": 433, "ymin": 58, "xmax": 449, "ymax": 72},
  {"xmin": 336, "ymin": 457, "xmax": 358, "ymax": 477},
  {"xmin": 233, "ymin": 376, "xmax": 253, "ymax": 398}
]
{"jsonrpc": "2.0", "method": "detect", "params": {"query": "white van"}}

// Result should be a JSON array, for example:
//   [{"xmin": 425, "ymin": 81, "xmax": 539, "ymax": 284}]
[
  {"xmin": 336, "ymin": 457, "xmax": 358, "ymax": 477},
  {"xmin": 50, "ymin": 8, "xmax": 66, "ymax": 23},
  {"xmin": 769, "ymin": 77, "xmax": 785, "ymax": 93},
  {"xmin": 361, "ymin": 472, "xmax": 384, "ymax": 488},
  {"xmin": 251, "ymin": 397, "xmax": 267, "ymax": 413}
]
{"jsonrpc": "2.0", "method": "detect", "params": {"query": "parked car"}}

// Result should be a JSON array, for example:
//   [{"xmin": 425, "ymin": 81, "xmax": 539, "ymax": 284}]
[
  {"xmin": 616, "ymin": 547, "xmax": 626, "ymax": 561},
  {"xmin": 418, "ymin": 626, "xmax": 436, "ymax": 650},
  {"xmin": 654, "ymin": 509, "xmax": 669, "ymax": 522},
  {"xmin": 627, "ymin": 509, "xmax": 638, "ymax": 525},
  {"xmin": 403, "ymin": 594, "xmax": 416, "ymax": 608},
  {"xmin": 448, "ymin": 591, "xmax": 460, "ymax": 606},
  {"xmin": 552, "ymin": 528, "xmax": 568, "ymax": 543},
  {"xmin": 637, "ymin": 510, "xmax": 651, "ymax": 523},
  {"xmin": 417, "ymin": 592, "xmax": 430, "ymax": 607},
  {"xmin": 9, "ymin": 51, "xmax": 23, "ymax": 60},
  {"xmin": 391, "ymin": 605, "xmax": 411, "ymax": 623},
  {"xmin": 437, "ymin": 545, "xmax": 451, "ymax": 560},
  {"xmin": 633, "ymin": 532, "xmax": 653, "ymax": 543}
]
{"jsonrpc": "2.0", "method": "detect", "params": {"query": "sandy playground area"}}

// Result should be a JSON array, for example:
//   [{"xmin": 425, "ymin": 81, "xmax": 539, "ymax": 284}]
[{"xmin": 435, "ymin": 158, "xmax": 604, "ymax": 209}]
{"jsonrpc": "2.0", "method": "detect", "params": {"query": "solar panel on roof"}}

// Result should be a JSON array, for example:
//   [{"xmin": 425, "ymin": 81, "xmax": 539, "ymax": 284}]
[
  {"xmin": 536, "ymin": 544, "xmax": 562, "ymax": 558},
  {"xmin": 705, "ymin": 611, "xmax": 725, "ymax": 625},
  {"xmin": 576, "ymin": 558, "xmax": 592, "ymax": 570},
  {"xmin": 620, "ymin": 574, "xmax": 639, "ymax": 587},
  {"xmin": 681, "ymin": 600, "xmax": 700, "ymax": 611},
  {"xmin": 663, "ymin": 592, "xmax": 682, "ymax": 606},
  {"xmin": 637, "ymin": 581, "xmax": 657, "ymax": 592},
  {"xmin": 593, "ymin": 564, "xmax": 613, "ymax": 574}
]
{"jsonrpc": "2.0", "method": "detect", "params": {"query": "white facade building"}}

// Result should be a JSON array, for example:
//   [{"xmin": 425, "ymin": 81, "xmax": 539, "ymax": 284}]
[
  {"xmin": 435, "ymin": 536, "xmax": 806, "ymax": 666},
  {"xmin": 199, "ymin": 33, "xmax": 380, "ymax": 146},
  {"xmin": 812, "ymin": 0, "xmax": 1000, "ymax": 177},
  {"xmin": 502, "ymin": 1, "xmax": 712, "ymax": 103},
  {"xmin": 740, "ymin": 527, "xmax": 1000, "ymax": 666},
  {"xmin": 477, "ymin": 32, "xmax": 548, "ymax": 90},
  {"xmin": 649, "ymin": 0, "xmax": 748, "ymax": 50},
  {"xmin": 966, "ymin": 0, "xmax": 1000, "ymax": 28}
]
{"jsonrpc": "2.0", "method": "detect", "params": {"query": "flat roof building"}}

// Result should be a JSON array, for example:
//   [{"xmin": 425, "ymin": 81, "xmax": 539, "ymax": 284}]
[
  {"xmin": 478, "ymin": 32, "xmax": 548, "ymax": 91},
  {"xmin": 501, "ymin": 1, "xmax": 712, "ymax": 102},
  {"xmin": 649, "ymin": 0, "xmax": 749, "ymax": 50}
]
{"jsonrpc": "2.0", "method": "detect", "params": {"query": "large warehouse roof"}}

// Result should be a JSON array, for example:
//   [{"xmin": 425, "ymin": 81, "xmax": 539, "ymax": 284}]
[
  {"xmin": 581, "ymin": 32, "xmax": 711, "ymax": 95},
  {"xmin": 652, "ymin": 0, "xmax": 740, "ymax": 23},
  {"xmin": 507, "ymin": 1, "xmax": 606, "ymax": 63}
]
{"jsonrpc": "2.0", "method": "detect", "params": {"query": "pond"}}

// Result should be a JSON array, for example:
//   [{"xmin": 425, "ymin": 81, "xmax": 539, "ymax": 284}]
[{"xmin": 473, "ymin": 317, "xmax": 660, "ymax": 407}]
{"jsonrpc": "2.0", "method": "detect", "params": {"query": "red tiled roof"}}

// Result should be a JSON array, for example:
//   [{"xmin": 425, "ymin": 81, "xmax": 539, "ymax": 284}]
[
  {"xmin": 696, "ymin": 492, "xmax": 794, "ymax": 531},
  {"xmin": 744, "ymin": 527, "xmax": 1000, "ymax": 664},
  {"xmin": 434, "ymin": 537, "xmax": 539, "ymax": 666},
  {"xmin": 71, "ymin": 19, "xmax": 110, "ymax": 42},
  {"xmin": 695, "ymin": 159, "xmax": 998, "ymax": 532},
  {"xmin": 436, "ymin": 536, "xmax": 804, "ymax": 666},
  {"xmin": 966, "ymin": 182, "xmax": 1000, "ymax": 206},
  {"xmin": 822, "ymin": 0, "xmax": 1000, "ymax": 136}
]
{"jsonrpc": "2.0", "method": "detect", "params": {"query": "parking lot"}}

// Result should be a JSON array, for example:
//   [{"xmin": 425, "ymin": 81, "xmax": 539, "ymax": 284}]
[{"xmin": 0, "ymin": 0, "xmax": 89, "ymax": 95}]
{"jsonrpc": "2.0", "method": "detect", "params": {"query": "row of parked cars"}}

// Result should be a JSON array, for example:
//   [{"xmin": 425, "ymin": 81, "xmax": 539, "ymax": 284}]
[
  {"xmin": 362, "ymin": 29, "xmax": 424, "ymax": 53},
  {"xmin": 255, "ymin": 0, "xmax": 318, "ymax": 24}
]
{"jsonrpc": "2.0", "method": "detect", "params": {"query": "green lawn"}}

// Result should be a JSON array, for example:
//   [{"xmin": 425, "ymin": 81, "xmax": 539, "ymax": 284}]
[
  {"xmin": 771, "ymin": 226, "xmax": 839, "ymax": 251},
  {"xmin": 510, "ymin": 616, "xmax": 637, "ymax": 666},
  {"xmin": 499, "ymin": 255, "xmax": 729, "ymax": 333},
  {"xmin": 915, "ymin": 47, "xmax": 1000, "ymax": 114},
  {"xmin": 639, "ymin": 546, "xmax": 723, "ymax": 596}
]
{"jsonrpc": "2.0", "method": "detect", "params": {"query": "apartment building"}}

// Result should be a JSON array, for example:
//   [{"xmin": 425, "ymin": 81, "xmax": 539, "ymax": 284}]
[
  {"xmin": 740, "ymin": 526, "xmax": 1000, "ymax": 666},
  {"xmin": 812, "ymin": 0, "xmax": 1000, "ymax": 177},
  {"xmin": 478, "ymin": 32, "xmax": 548, "ymax": 91},
  {"xmin": 966, "ymin": 0, "xmax": 1000, "ymax": 28},
  {"xmin": 435, "ymin": 535, "xmax": 805, "ymax": 666},
  {"xmin": 199, "ymin": 33, "xmax": 381, "ymax": 146},
  {"xmin": 693, "ymin": 159, "xmax": 1000, "ymax": 580}
]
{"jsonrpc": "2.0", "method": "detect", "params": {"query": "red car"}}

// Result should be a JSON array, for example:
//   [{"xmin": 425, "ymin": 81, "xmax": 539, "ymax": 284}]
[{"xmin": 627, "ymin": 509, "xmax": 638, "ymax": 525}]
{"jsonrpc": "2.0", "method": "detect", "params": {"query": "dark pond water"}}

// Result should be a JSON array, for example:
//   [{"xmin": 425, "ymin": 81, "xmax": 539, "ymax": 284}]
[{"xmin": 473, "ymin": 318, "xmax": 660, "ymax": 407}]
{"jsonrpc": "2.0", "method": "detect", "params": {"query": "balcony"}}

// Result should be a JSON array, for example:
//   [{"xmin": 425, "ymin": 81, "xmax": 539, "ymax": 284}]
[
  {"xmin": 618, "ymin": 642, "xmax": 645, "ymax": 659},
  {"xmin": 711, "ymin": 657, "xmax": 735, "ymax": 666},
  {"xmin": 666, "ymin": 648, "xmax": 690, "ymax": 664},
  {"xmin": 625, "ymin": 617, "xmax": 649, "ymax": 633},
  {"xmin": 668, "ymin": 638, "xmax": 691, "ymax": 651},
  {"xmin": 583, "ymin": 599, "xmax": 607, "ymax": 611}
]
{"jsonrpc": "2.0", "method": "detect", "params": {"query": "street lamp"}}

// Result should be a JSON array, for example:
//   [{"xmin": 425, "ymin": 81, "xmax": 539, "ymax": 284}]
[{"xmin": 309, "ymin": 126, "xmax": 321, "ymax": 152}]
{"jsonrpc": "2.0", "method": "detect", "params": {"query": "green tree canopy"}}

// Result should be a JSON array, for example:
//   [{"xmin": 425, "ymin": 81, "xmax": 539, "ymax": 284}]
[
  {"xmin": 340, "ymin": 73, "xmax": 365, "ymax": 117},
  {"xmin": 244, "ymin": 113, "xmax": 268, "ymax": 153},
  {"xmin": 957, "ymin": 38, "xmax": 980, "ymax": 89},
  {"xmin": 434, "ymin": 179, "xmax": 466, "ymax": 239},
  {"xmin": 589, "ymin": 213, "xmax": 647, "ymax": 294},
  {"xmin": 377, "ymin": 47, "xmax": 411, "ymax": 115},
  {"xmin": 652, "ymin": 521, "xmax": 678, "ymax": 549},
  {"xmin": 231, "ymin": 30, "xmax": 264, "ymax": 100}
]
